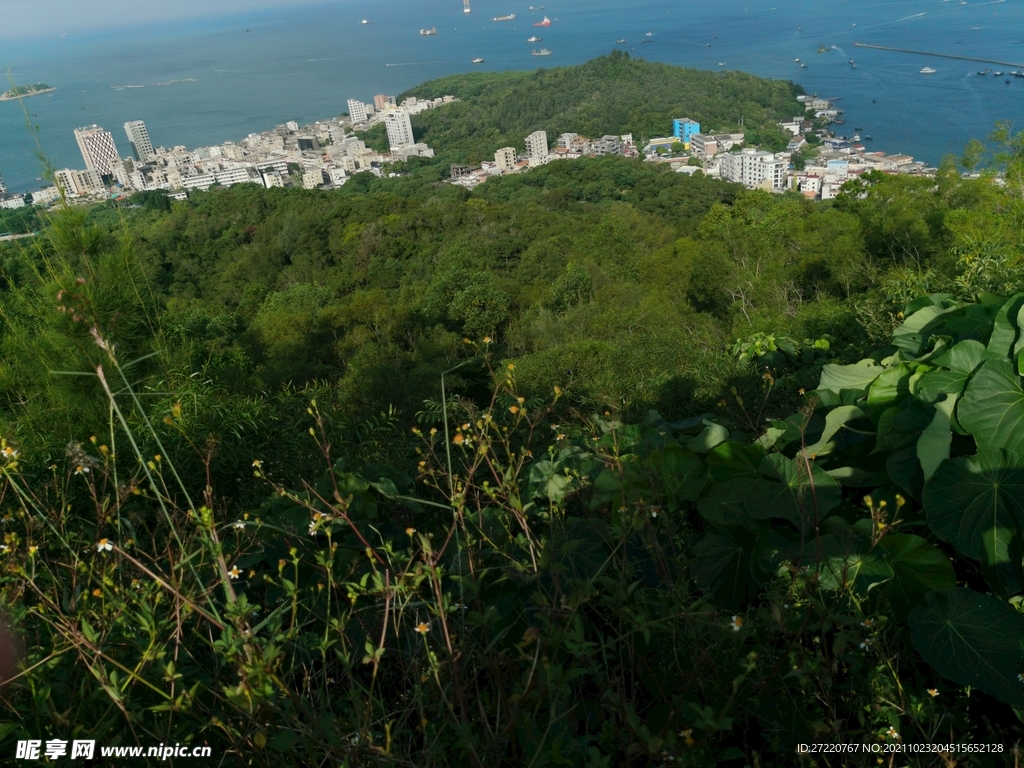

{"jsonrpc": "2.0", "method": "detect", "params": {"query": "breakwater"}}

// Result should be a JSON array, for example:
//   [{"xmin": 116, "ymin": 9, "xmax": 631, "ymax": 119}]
[{"xmin": 853, "ymin": 42, "xmax": 1024, "ymax": 69}]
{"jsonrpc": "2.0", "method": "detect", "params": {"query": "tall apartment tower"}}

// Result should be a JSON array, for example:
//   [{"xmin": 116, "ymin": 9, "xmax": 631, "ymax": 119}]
[
  {"xmin": 374, "ymin": 94, "xmax": 396, "ymax": 111},
  {"xmin": 347, "ymin": 99, "xmax": 370, "ymax": 124},
  {"xmin": 124, "ymin": 120, "xmax": 154, "ymax": 162},
  {"xmin": 74, "ymin": 125, "xmax": 120, "ymax": 176},
  {"xmin": 525, "ymin": 130, "xmax": 548, "ymax": 161},
  {"xmin": 384, "ymin": 109, "xmax": 415, "ymax": 150},
  {"xmin": 495, "ymin": 147, "xmax": 517, "ymax": 172}
]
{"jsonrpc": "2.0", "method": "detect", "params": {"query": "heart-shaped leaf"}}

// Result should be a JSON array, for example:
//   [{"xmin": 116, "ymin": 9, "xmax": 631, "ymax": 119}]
[
  {"xmin": 922, "ymin": 452, "xmax": 1024, "ymax": 592},
  {"xmin": 959, "ymin": 359, "xmax": 1024, "ymax": 456},
  {"xmin": 878, "ymin": 534, "xmax": 956, "ymax": 621},
  {"xmin": 909, "ymin": 587, "xmax": 1024, "ymax": 707},
  {"xmin": 691, "ymin": 526, "xmax": 762, "ymax": 608}
]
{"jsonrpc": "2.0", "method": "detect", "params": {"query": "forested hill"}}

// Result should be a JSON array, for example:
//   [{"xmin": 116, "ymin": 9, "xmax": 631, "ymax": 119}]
[{"xmin": 389, "ymin": 51, "xmax": 803, "ymax": 163}]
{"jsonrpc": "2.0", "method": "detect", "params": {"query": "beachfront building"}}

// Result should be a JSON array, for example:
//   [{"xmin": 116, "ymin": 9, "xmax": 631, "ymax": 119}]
[
  {"xmin": 672, "ymin": 118, "xmax": 700, "ymax": 149},
  {"xmin": 347, "ymin": 99, "xmax": 371, "ymax": 124},
  {"xmin": 719, "ymin": 148, "xmax": 787, "ymax": 191},
  {"xmin": 124, "ymin": 120, "xmax": 154, "ymax": 162},
  {"xmin": 384, "ymin": 109, "xmax": 415, "ymax": 150},
  {"xmin": 495, "ymin": 147, "xmax": 517, "ymax": 172},
  {"xmin": 525, "ymin": 131, "xmax": 549, "ymax": 162},
  {"xmin": 374, "ymin": 94, "xmax": 397, "ymax": 111},
  {"xmin": 0, "ymin": 172, "xmax": 6, "ymax": 196},
  {"xmin": 55, "ymin": 168, "xmax": 104, "ymax": 197},
  {"xmin": 74, "ymin": 125, "xmax": 121, "ymax": 177}
]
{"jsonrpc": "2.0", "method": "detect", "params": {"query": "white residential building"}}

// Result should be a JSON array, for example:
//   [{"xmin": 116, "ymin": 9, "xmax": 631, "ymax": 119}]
[
  {"xmin": 31, "ymin": 187, "xmax": 61, "ymax": 206},
  {"xmin": 719, "ymin": 148, "xmax": 786, "ymax": 191},
  {"xmin": 0, "ymin": 196, "xmax": 26, "ymax": 210},
  {"xmin": 495, "ymin": 147, "xmax": 517, "ymax": 172},
  {"xmin": 347, "ymin": 99, "xmax": 370, "ymax": 124},
  {"xmin": 384, "ymin": 109, "xmax": 415, "ymax": 150},
  {"xmin": 302, "ymin": 169, "xmax": 326, "ymax": 189},
  {"xmin": 74, "ymin": 125, "xmax": 121, "ymax": 176},
  {"xmin": 0, "ymin": 173, "xmax": 6, "ymax": 196},
  {"xmin": 261, "ymin": 171, "xmax": 285, "ymax": 189},
  {"xmin": 525, "ymin": 131, "xmax": 548, "ymax": 162},
  {"xmin": 124, "ymin": 120, "xmax": 154, "ymax": 161}
]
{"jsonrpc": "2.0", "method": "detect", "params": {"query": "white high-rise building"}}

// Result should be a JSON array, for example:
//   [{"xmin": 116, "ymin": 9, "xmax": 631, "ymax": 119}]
[
  {"xmin": 74, "ymin": 125, "xmax": 120, "ymax": 176},
  {"xmin": 719, "ymin": 148, "xmax": 787, "ymax": 191},
  {"xmin": 124, "ymin": 120, "xmax": 154, "ymax": 162},
  {"xmin": 347, "ymin": 99, "xmax": 370, "ymax": 124},
  {"xmin": 525, "ymin": 130, "xmax": 548, "ymax": 161},
  {"xmin": 495, "ymin": 147, "xmax": 517, "ymax": 172},
  {"xmin": 0, "ymin": 172, "xmax": 7, "ymax": 196},
  {"xmin": 384, "ymin": 109, "xmax": 415, "ymax": 151}
]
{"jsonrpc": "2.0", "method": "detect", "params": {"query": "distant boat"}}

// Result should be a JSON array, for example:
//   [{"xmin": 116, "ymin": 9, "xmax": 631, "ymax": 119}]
[
  {"xmin": 532, "ymin": 48, "xmax": 552, "ymax": 56},
  {"xmin": 795, "ymin": 58, "xmax": 800, "ymax": 62},
  {"xmin": 718, "ymin": 62, "xmax": 725, "ymax": 66},
  {"xmin": 420, "ymin": 27, "xmax": 438, "ymax": 35},
  {"xmin": 993, "ymin": 71, "xmax": 1004, "ymax": 76},
  {"xmin": 800, "ymin": 63, "xmax": 807, "ymax": 68},
  {"xmin": 527, "ymin": 35, "xmax": 542, "ymax": 41},
  {"xmin": 920, "ymin": 67, "xmax": 936, "ymax": 74},
  {"xmin": 533, "ymin": 16, "xmax": 552, "ymax": 26},
  {"xmin": 361, "ymin": 19, "xmax": 371, "ymax": 25},
  {"xmin": 616, "ymin": 38, "xmax": 626, "ymax": 43},
  {"xmin": 853, "ymin": 134, "xmax": 861, "ymax": 141},
  {"xmin": 492, "ymin": 14, "xmax": 516, "ymax": 21},
  {"xmin": 472, "ymin": 57, "xmax": 485, "ymax": 63},
  {"xmin": 646, "ymin": 31, "xmax": 653, "ymax": 36},
  {"xmin": 864, "ymin": 135, "xmax": 873, "ymax": 140}
]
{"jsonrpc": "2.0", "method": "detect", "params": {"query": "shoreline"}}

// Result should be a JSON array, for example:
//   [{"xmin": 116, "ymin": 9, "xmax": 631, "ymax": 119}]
[{"xmin": 0, "ymin": 87, "xmax": 56, "ymax": 102}]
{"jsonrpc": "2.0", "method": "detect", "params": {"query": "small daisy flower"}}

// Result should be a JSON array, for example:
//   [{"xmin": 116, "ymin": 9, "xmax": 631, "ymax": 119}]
[
  {"xmin": 509, "ymin": 405, "xmax": 519, "ymax": 414},
  {"xmin": 886, "ymin": 726, "xmax": 899, "ymax": 740},
  {"xmin": 27, "ymin": 546, "xmax": 37, "ymax": 556},
  {"xmin": 860, "ymin": 639, "xmax": 873, "ymax": 651},
  {"xmin": 0, "ymin": 545, "xmax": 8, "ymax": 554},
  {"xmin": 406, "ymin": 527, "xmax": 416, "ymax": 536},
  {"xmin": 483, "ymin": 336, "xmax": 491, "ymax": 343},
  {"xmin": 862, "ymin": 618, "xmax": 874, "ymax": 628},
  {"xmin": 96, "ymin": 538, "xmax": 113, "ymax": 552},
  {"xmin": 233, "ymin": 521, "xmax": 245, "ymax": 529},
  {"xmin": 92, "ymin": 588, "xmax": 102, "ymax": 597},
  {"xmin": 252, "ymin": 459, "xmax": 263, "ymax": 468},
  {"xmin": 730, "ymin": 615, "xmax": 743, "ymax": 632},
  {"xmin": 228, "ymin": 566, "xmax": 241, "ymax": 580},
  {"xmin": 453, "ymin": 433, "xmax": 465, "ymax": 445},
  {"xmin": 415, "ymin": 622, "xmax": 430, "ymax": 634},
  {"xmin": 1, "ymin": 446, "xmax": 18, "ymax": 460},
  {"xmin": 927, "ymin": 689, "xmax": 939, "ymax": 698},
  {"xmin": 75, "ymin": 465, "xmax": 90, "ymax": 476}
]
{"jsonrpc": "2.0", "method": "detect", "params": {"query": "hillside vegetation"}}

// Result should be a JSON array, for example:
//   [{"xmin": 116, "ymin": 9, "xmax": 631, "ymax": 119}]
[
  {"xmin": 363, "ymin": 52, "xmax": 801, "ymax": 165},
  {"xmin": 1, "ymin": 57, "xmax": 1024, "ymax": 767}
]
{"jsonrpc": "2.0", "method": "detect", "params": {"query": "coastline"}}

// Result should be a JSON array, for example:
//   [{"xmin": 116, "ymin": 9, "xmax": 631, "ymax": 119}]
[{"xmin": 0, "ymin": 87, "xmax": 56, "ymax": 102}]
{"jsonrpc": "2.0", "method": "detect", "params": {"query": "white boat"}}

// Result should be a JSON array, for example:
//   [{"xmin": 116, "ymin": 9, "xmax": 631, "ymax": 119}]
[
  {"xmin": 420, "ymin": 27, "xmax": 438, "ymax": 35},
  {"xmin": 472, "ymin": 57, "xmax": 484, "ymax": 63},
  {"xmin": 718, "ymin": 62, "xmax": 725, "ymax": 66},
  {"xmin": 532, "ymin": 48, "xmax": 552, "ymax": 56},
  {"xmin": 527, "ymin": 35, "xmax": 542, "ymax": 42},
  {"xmin": 920, "ymin": 66, "xmax": 936, "ymax": 74},
  {"xmin": 361, "ymin": 19, "xmax": 370, "ymax": 24},
  {"xmin": 492, "ymin": 14, "xmax": 516, "ymax": 21}
]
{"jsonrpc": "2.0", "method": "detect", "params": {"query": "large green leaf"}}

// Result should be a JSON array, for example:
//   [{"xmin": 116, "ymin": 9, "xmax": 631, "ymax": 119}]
[
  {"xmin": 647, "ymin": 445, "xmax": 708, "ymax": 510},
  {"xmin": 688, "ymin": 420, "xmax": 730, "ymax": 453},
  {"xmin": 867, "ymin": 364, "xmax": 914, "ymax": 410},
  {"xmin": 818, "ymin": 360, "xmax": 884, "ymax": 395},
  {"xmin": 986, "ymin": 292, "xmax": 1024, "ymax": 357},
  {"xmin": 916, "ymin": 393, "xmax": 957, "ymax": 483},
  {"xmin": 696, "ymin": 480, "xmax": 756, "ymax": 526},
  {"xmin": 909, "ymin": 587, "xmax": 1024, "ymax": 707},
  {"xmin": 691, "ymin": 527, "xmax": 762, "ymax": 608},
  {"xmin": 807, "ymin": 530, "xmax": 893, "ymax": 595},
  {"xmin": 959, "ymin": 359, "xmax": 1024, "ymax": 455},
  {"xmin": 892, "ymin": 303, "xmax": 961, "ymax": 357},
  {"xmin": 878, "ymin": 534, "xmax": 956, "ymax": 621},
  {"xmin": 802, "ymin": 405, "xmax": 868, "ymax": 458},
  {"xmin": 746, "ymin": 454, "xmax": 841, "ymax": 526},
  {"xmin": 922, "ymin": 452, "xmax": 1024, "ymax": 593}
]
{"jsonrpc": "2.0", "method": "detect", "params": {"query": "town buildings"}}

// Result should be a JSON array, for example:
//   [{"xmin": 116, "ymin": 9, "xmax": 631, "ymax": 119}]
[
  {"xmin": 719, "ymin": 148, "xmax": 787, "ymax": 191},
  {"xmin": 124, "ymin": 120, "xmax": 154, "ymax": 162},
  {"xmin": 524, "ymin": 131, "xmax": 549, "ymax": 162},
  {"xmin": 672, "ymin": 118, "xmax": 700, "ymax": 149},
  {"xmin": 74, "ymin": 125, "xmax": 121, "ymax": 177},
  {"xmin": 384, "ymin": 109, "xmax": 415, "ymax": 150},
  {"xmin": 347, "ymin": 99, "xmax": 371, "ymax": 124}
]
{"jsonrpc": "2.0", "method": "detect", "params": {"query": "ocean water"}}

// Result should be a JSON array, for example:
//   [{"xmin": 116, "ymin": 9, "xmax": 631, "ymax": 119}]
[{"xmin": 2, "ymin": 0, "xmax": 1024, "ymax": 193}]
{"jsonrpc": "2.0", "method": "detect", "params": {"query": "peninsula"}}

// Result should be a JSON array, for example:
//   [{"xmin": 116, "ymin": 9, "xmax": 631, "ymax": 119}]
[{"xmin": 0, "ymin": 83, "xmax": 55, "ymax": 101}]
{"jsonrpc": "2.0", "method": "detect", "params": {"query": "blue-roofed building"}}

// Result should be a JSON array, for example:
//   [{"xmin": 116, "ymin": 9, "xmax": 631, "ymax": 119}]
[{"xmin": 672, "ymin": 118, "xmax": 701, "ymax": 148}]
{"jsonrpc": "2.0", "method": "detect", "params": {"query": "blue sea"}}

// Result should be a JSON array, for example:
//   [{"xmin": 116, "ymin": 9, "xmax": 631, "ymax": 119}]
[{"xmin": 2, "ymin": 0, "xmax": 1024, "ymax": 193}]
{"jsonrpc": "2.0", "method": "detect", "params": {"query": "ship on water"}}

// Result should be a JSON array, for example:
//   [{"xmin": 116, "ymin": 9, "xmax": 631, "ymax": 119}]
[
  {"xmin": 492, "ymin": 14, "xmax": 516, "ymax": 21},
  {"xmin": 532, "ymin": 48, "xmax": 552, "ymax": 56},
  {"xmin": 527, "ymin": 35, "xmax": 542, "ymax": 42},
  {"xmin": 420, "ymin": 27, "xmax": 438, "ymax": 35},
  {"xmin": 472, "ymin": 57, "xmax": 484, "ymax": 63},
  {"xmin": 533, "ymin": 16, "xmax": 552, "ymax": 26}
]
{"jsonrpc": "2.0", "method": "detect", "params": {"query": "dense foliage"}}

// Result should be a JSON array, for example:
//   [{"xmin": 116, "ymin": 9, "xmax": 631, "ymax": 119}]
[
  {"xmin": 2, "ymin": 58, "xmax": 1024, "ymax": 766},
  {"xmin": 366, "ymin": 52, "xmax": 802, "ymax": 166}
]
